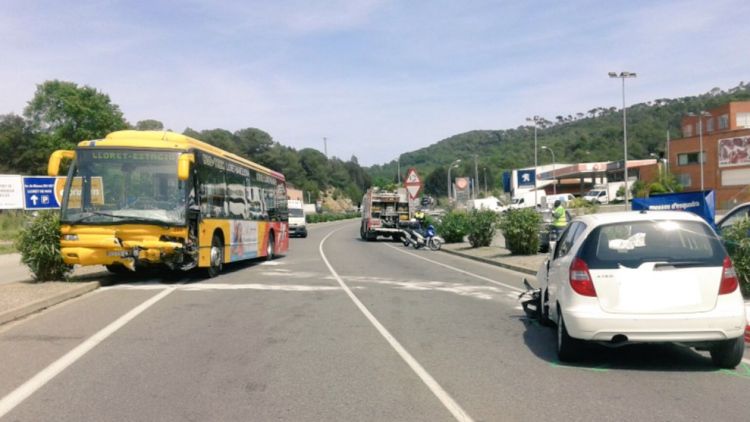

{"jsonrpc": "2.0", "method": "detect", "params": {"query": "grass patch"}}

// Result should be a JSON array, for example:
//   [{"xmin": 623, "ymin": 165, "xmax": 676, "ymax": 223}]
[
  {"xmin": 0, "ymin": 243, "xmax": 16, "ymax": 254},
  {"xmin": 0, "ymin": 211, "xmax": 28, "ymax": 242}
]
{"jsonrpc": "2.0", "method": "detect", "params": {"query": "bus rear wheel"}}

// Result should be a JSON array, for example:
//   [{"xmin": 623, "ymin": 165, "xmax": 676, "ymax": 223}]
[
  {"xmin": 266, "ymin": 232, "xmax": 275, "ymax": 261},
  {"xmin": 206, "ymin": 234, "xmax": 223, "ymax": 278}
]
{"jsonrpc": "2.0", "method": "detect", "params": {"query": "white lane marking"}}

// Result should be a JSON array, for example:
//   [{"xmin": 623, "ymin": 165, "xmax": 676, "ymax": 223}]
[
  {"xmin": 101, "ymin": 283, "xmax": 342, "ymax": 292},
  {"xmin": 320, "ymin": 229, "xmax": 474, "ymax": 422},
  {"xmin": 384, "ymin": 243, "xmax": 525, "ymax": 293},
  {"xmin": 0, "ymin": 287, "xmax": 175, "ymax": 418}
]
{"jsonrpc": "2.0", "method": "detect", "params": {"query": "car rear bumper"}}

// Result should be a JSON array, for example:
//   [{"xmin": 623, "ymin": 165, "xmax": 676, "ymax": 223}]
[{"xmin": 563, "ymin": 306, "xmax": 747, "ymax": 343}]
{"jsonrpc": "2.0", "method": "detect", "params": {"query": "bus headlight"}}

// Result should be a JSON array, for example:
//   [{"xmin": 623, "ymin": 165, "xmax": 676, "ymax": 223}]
[{"xmin": 63, "ymin": 234, "xmax": 79, "ymax": 241}]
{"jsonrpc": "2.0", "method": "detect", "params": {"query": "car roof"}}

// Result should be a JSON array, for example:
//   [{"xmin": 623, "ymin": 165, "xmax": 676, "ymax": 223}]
[{"xmin": 573, "ymin": 210, "xmax": 707, "ymax": 227}]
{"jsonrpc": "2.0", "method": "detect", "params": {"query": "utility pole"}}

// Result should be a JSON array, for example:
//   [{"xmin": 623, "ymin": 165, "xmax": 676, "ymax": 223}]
[
  {"xmin": 473, "ymin": 155, "xmax": 479, "ymax": 200},
  {"xmin": 323, "ymin": 137, "xmax": 328, "ymax": 158}
]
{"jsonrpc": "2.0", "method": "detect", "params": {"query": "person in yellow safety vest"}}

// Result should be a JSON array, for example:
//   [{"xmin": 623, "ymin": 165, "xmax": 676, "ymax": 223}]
[
  {"xmin": 415, "ymin": 210, "xmax": 425, "ymax": 222},
  {"xmin": 552, "ymin": 199, "xmax": 567, "ymax": 230}
]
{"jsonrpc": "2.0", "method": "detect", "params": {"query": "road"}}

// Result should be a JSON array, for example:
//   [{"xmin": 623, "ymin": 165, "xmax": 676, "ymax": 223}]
[{"xmin": 1, "ymin": 220, "xmax": 749, "ymax": 421}]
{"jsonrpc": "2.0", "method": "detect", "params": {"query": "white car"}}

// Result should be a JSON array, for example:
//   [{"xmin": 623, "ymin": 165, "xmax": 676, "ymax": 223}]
[{"xmin": 536, "ymin": 211, "xmax": 747, "ymax": 368}]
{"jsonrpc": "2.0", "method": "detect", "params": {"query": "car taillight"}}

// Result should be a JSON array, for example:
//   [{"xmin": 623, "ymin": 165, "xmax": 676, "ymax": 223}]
[
  {"xmin": 719, "ymin": 256, "xmax": 739, "ymax": 295},
  {"xmin": 569, "ymin": 257, "xmax": 597, "ymax": 297}
]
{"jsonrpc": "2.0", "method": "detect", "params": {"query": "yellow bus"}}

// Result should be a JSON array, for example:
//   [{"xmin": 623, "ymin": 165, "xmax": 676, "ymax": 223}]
[{"xmin": 47, "ymin": 130, "xmax": 289, "ymax": 277}]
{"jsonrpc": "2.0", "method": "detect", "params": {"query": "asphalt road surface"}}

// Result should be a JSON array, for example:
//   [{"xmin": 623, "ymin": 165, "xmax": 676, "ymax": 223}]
[{"xmin": 1, "ymin": 220, "xmax": 749, "ymax": 421}]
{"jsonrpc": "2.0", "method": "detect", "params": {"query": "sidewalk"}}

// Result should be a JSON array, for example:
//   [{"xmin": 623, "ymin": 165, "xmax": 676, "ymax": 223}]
[
  {"xmin": 0, "ymin": 254, "xmax": 107, "ymax": 325},
  {"xmin": 440, "ymin": 233, "xmax": 546, "ymax": 276}
]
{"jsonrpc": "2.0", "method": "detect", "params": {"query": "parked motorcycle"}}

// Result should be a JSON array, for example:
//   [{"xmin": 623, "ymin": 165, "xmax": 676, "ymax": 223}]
[{"xmin": 401, "ymin": 224, "xmax": 444, "ymax": 251}]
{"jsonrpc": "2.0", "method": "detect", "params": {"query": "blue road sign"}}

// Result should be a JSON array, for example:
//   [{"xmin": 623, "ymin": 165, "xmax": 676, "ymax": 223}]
[
  {"xmin": 517, "ymin": 169, "xmax": 536, "ymax": 188},
  {"xmin": 23, "ymin": 176, "xmax": 61, "ymax": 209}
]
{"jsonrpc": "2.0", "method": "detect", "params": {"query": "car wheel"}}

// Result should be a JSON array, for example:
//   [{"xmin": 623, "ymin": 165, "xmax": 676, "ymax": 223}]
[
  {"xmin": 709, "ymin": 337, "xmax": 744, "ymax": 369},
  {"xmin": 557, "ymin": 311, "xmax": 581, "ymax": 362},
  {"xmin": 206, "ymin": 234, "xmax": 223, "ymax": 278}
]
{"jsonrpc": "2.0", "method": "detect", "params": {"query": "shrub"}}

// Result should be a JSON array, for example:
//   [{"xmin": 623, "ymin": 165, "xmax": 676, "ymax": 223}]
[
  {"xmin": 721, "ymin": 217, "xmax": 750, "ymax": 297},
  {"xmin": 15, "ymin": 211, "xmax": 72, "ymax": 281},
  {"xmin": 567, "ymin": 197, "xmax": 596, "ymax": 211},
  {"xmin": 466, "ymin": 209, "xmax": 498, "ymax": 248},
  {"xmin": 498, "ymin": 208, "xmax": 542, "ymax": 255},
  {"xmin": 437, "ymin": 211, "xmax": 468, "ymax": 243}
]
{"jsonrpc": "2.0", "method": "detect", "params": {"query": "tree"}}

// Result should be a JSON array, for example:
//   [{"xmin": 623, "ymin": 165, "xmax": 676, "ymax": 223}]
[
  {"xmin": 234, "ymin": 127, "xmax": 273, "ymax": 159},
  {"xmin": 24, "ymin": 80, "xmax": 128, "ymax": 147},
  {"xmin": 135, "ymin": 119, "xmax": 164, "ymax": 130},
  {"xmin": 23, "ymin": 80, "xmax": 128, "ymax": 174},
  {"xmin": 0, "ymin": 114, "xmax": 33, "ymax": 173}
]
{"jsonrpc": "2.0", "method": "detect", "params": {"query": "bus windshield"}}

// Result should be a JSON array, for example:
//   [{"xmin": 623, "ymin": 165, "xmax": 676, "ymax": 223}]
[{"xmin": 61, "ymin": 149, "xmax": 186, "ymax": 225}]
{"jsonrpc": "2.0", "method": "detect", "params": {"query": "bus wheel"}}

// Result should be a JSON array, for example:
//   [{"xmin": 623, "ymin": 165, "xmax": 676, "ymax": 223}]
[
  {"xmin": 206, "ymin": 234, "xmax": 223, "ymax": 278},
  {"xmin": 266, "ymin": 233, "xmax": 275, "ymax": 260}
]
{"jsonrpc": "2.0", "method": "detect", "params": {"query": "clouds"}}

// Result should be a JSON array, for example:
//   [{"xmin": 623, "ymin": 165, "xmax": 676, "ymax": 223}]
[{"xmin": 1, "ymin": 0, "xmax": 749, "ymax": 165}]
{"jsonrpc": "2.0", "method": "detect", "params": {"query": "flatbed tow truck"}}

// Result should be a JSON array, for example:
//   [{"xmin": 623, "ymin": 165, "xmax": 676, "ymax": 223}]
[{"xmin": 360, "ymin": 187, "xmax": 412, "ymax": 241}]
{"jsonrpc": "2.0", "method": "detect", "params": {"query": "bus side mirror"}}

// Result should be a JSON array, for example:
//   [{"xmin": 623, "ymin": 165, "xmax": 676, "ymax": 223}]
[
  {"xmin": 48, "ymin": 150, "xmax": 75, "ymax": 176},
  {"xmin": 178, "ymin": 153, "xmax": 195, "ymax": 181}
]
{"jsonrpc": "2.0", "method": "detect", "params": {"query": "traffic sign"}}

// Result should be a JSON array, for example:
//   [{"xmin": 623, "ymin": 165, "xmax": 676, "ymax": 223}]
[
  {"xmin": 404, "ymin": 167, "xmax": 422, "ymax": 200},
  {"xmin": 0, "ymin": 175, "xmax": 24, "ymax": 209},
  {"xmin": 23, "ymin": 176, "xmax": 60, "ymax": 209}
]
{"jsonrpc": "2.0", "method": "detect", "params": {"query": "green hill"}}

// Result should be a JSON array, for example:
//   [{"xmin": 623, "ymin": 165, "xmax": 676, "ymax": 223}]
[{"xmin": 367, "ymin": 82, "xmax": 750, "ymax": 196}]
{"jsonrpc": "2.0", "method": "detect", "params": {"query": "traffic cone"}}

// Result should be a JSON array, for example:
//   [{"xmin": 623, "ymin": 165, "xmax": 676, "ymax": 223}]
[{"xmin": 745, "ymin": 324, "xmax": 750, "ymax": 343}]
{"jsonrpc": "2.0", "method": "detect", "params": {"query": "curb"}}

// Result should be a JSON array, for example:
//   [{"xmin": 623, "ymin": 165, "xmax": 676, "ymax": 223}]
[
  {"xmin": 0, "ymin": 281, "xmax": 100, "ymax": 326},
  {"xmin": 441, "ymin": 248, "xmax": 537, "ymax": 276}
]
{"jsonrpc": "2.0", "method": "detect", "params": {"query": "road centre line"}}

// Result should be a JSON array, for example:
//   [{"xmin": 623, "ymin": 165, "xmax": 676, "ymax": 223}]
[
  {"xmin": 383, "ymin": 243, "xmax": 525, "ymax": 293},
  {"xmin": 320, "ymin": 229, "xmax": 474, "ymax": 422},
  {"xmin": 0, "ymin": 287, "xmax": 175, "ymax": 419}
]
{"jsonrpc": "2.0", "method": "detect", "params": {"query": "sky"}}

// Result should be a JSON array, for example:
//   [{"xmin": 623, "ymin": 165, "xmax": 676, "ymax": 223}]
[{"xmin": 2, "ymin": 0, "xmax": 749, "ymax": 166}]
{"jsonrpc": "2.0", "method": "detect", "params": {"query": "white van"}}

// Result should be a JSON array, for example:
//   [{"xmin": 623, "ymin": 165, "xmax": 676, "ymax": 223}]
[
  {"xmin": 544, "ymin": 193, "xmax": 576, "ymax": 208},
  {"xmin": 583, "ymin": 189, "xmax": 608, "ymax": 204},
  {"xmin": 288, "ymin": 200, "xmax": 307, "ymax": 238}
]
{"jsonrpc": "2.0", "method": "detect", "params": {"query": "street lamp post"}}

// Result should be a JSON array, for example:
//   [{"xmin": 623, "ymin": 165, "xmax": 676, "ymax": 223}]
[
  {"xmin": 447, "ymin": 159, "xmax": 461, "ymax": 202},
  {"xmin": 541, "ymin": 146, "xmax": 556, "ymax": 195},
  {"xmin": 483, "ymin": 167, "xmax": 487, "ymax": 194},
  {"xmin": 609, "ymin": 71, "xmax": 637, "ymax": 210},
  {"xmin": 526, "ymin": 116, "xmax": 542, "ymax": 206},
  {"xmin": 687, "ymin": 111, "xmax": 711, "ymax": 191}
]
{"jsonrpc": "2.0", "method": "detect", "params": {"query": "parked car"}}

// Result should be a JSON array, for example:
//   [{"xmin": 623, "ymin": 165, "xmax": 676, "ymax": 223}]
[
  {"xmin": 536, "ymin": 211, "xmax": 747, "ymax": 368},
  {"xmin": 716, "ymin": 202, "xmax": 750, "ymax": 234}
]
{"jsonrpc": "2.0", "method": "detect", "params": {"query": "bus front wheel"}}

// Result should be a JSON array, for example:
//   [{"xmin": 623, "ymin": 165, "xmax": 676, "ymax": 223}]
[{"xmin": 206, "ymin": 234, "xmax": 223, "ymax": 278}]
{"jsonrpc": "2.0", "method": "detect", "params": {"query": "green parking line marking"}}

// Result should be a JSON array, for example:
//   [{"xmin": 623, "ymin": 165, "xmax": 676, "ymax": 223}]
[
  {"xmin": 718, "ymin": 362, "xmax": 750, "ymax": 380},
  {"xmin": 549, "ymin": 361, "xmax": 610, "ymax": 372}
]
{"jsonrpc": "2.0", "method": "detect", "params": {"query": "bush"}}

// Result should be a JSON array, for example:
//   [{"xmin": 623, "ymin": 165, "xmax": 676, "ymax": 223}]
[
  {"xmin": 721, "ymin": 217, "xmax": 750, "ymax": 297},
  {"xmin": 15, "ymin": 211, "xmax": 72, "ymax": 281},
  {"xmin": 437, "ymin": 211, "xmax": 468, "ymax": 243},
  {"xmin": 498, "ymin": 208, "xmax": 542, "ymax": 255},
  {"xmin": 567, "ymin": 197, "xmax": 596, "ymax": 211},
  {"xmin": 305, "ymin": 212, "xmax": 360, "ymax": 224},
  {"xmin": 466, "ymin": 209, "xmax": 498, "ymax": 248}
]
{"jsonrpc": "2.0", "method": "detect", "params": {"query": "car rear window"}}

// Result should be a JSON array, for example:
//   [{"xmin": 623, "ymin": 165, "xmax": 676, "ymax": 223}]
[{"xmin": 578, "ymin": 219, "xmax": 725, "ymax": 269}]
